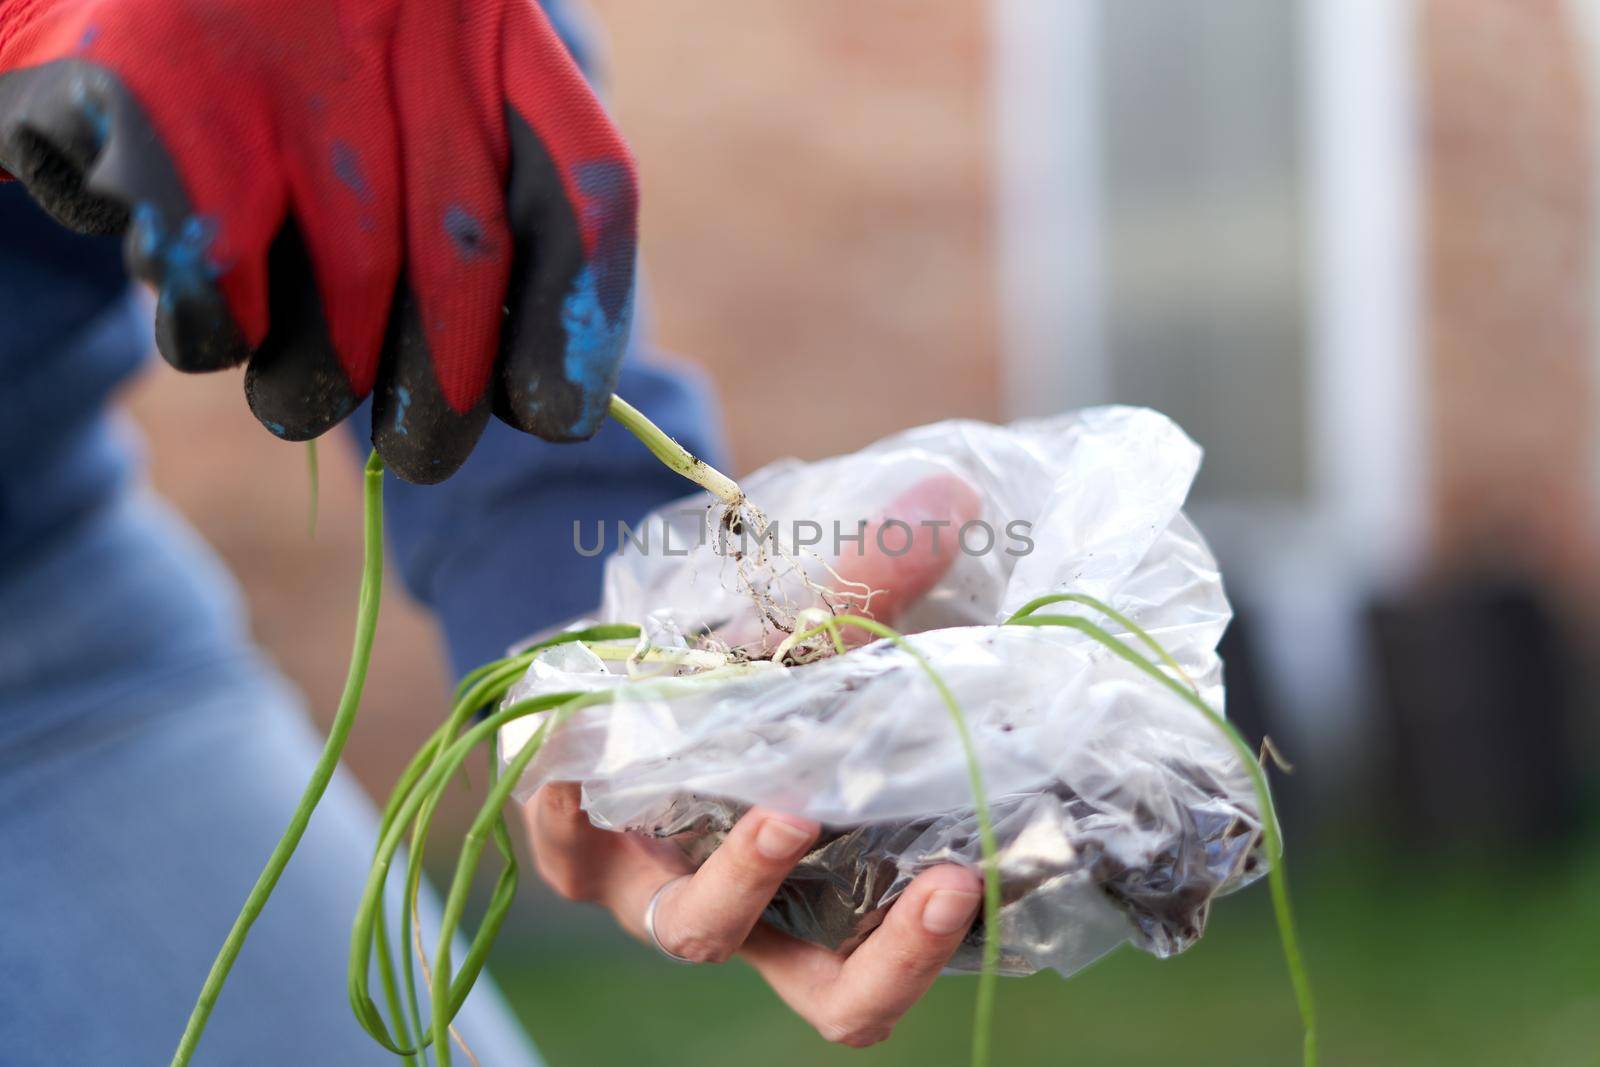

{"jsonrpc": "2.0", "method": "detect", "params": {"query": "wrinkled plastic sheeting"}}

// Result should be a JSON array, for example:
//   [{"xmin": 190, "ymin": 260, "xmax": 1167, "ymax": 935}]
[{"xmin": 499, "ymin": 407, "xmax": 1266, "ymax": 978}]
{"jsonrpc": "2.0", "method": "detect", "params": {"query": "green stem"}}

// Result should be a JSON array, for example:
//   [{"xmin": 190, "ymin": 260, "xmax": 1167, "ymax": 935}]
[
  {"xmin": 349, "ymin": 627, "xmax": 641, "ymax": 1055},
  {"xmin": 306, "ymin": 439, "xmax": 320, "ymax": 538},
  {"xmin": 608, "ymin": 394, "xmax": 742, "ymax": 505},
  {"xmin": 789, "ymin": 614, "xmax": 1001, "ymax": 1067},
  {"xmin": 373, "ymin": 896, "xmax": 418, "ymax": 1067},
  {"xmin": 170, "ymin": 450, "xmax": 386, "ymax": 1067},
  {"xmin": 1009, "ymin": 610, "xmax": 1318, "ymax": 1065},
  {"xmin": 422, "ymin": 667, "xmax": 763, "ymax": 1065},
  {"xmin": 357, "ymin": 588, "xmax": 1316, "ymax": 1067},
  {"xmin": 1006, "ymin": 592, "xmax": 1196, "ymax": 689},
  {"xmin": 396, "ymin": 628, "xmax": 638, "ymax": 1052},
  {"xmin": 354, "ymin": 662, "xmax": 768, "ymax": 1058},
  {"xmin": 349, "ymin": 695, "xmax": 576, "ymax": 1051}
]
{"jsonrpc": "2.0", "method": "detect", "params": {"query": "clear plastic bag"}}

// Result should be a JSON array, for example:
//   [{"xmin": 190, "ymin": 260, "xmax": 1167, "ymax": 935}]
[{"xmin": 499, "ymin": 406, "xmax": 1265, "ymax": 978}]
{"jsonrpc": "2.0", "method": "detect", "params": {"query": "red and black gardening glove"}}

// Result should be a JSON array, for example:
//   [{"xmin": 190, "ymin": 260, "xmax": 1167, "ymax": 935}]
[{"xmin": 0, "ymin": 0, "xmax": 638, "ymax": 483}]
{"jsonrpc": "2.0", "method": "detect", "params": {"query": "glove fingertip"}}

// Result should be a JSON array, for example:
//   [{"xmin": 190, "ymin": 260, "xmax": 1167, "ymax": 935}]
[
  {"xmin": 243, "ymin": 350, "xmax": 359, "ymax": 442},
  {"xmin": 243, "ymin": 223, "xmax": 362, "ymax": 437},
  {"xmin": 149, "ymin": 254, "xmax": 252, "ymax": 373},
  {"xmin": 496, "ymin": 284, "xmax": 631, "ymax": 443},
  {"xmin": 372, "ymin": 287, "xmax": 490, "ymax": 484},
  {"xmin": 373, "ymin": 384, "xmax": 489, "ymax": 484}
]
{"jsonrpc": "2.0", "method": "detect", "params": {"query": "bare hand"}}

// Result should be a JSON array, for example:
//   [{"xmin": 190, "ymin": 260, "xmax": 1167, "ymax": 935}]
[
  {"xmin": 523, "ymin": 473, "xmax": 985, "ymax": 1046},
  {"xmin": 525, "ymin": 791, "xmax": 981, "ymax": 1047}
]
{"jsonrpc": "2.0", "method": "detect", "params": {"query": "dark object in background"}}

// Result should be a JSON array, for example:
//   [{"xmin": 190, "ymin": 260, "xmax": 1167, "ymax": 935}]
[
  {"xmin": 1369, "ymin": 581, "xmax": 1582, "ymax": 850},
  {"xmin": 1216, "ymin": 609, "xmax": 1317, "ymax": 834},
  {"xmin": 1218, "ymin": 611, "xmax": 1271, "ymax": 756}
]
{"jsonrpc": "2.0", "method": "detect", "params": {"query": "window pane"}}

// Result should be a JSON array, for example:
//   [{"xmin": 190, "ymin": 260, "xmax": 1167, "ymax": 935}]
[{"xmin": 1101, "ymin": 0, "xmax": 1308, "ymax": 503}]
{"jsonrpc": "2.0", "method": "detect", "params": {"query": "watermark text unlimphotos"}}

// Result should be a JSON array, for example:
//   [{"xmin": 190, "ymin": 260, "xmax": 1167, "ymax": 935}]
[{"xmin": 573, "ymin": 511, "xmax": 1035, "ymax": 559}]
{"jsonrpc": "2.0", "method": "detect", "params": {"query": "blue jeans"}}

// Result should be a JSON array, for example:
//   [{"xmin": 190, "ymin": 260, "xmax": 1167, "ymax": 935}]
[{"xmin": 0, "ymin": 487, "xmax": 542, "ymax": 1066}]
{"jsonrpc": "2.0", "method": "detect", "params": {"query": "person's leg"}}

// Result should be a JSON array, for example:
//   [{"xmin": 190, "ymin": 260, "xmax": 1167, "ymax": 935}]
[{"xmin": 0, "ymin": 490, "xmax": 541, "ymax": 1066}]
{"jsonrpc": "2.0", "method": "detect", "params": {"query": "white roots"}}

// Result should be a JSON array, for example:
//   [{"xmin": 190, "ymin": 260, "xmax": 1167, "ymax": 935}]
[
  {"xmin": 605, "ymin": 395, "xmax": 884, "ymax": 666},
  {"xmin": 705, "ymin": 497, "xmax": 882, "ymax": 664}
]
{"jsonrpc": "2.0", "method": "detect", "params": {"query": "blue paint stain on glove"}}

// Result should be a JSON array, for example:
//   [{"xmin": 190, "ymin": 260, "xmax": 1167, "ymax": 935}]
[
  {"xmin": 559, "ymin": 263, "xmax": 633, "ymax": 436},
  {"xmin": 128, "ymin": 203, "xmax": 219, "ymax": 320}
]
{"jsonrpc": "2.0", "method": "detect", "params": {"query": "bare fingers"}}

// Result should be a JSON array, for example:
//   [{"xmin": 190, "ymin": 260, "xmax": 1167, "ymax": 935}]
[
  {"xmin": 830, "ymin": 474, "xmax": 983, "ymax": 634},
  {"xmin": 524, "ymin": 781, "xmax": 641, "ymax": 903},
  {"xmin": 526, "ymin": 789, "xmax": 979, "ymax": 1047},
  {"xmin": 644, "ymin": 807, "xmax": 820, "ymax": 964},
  {"xmin": 739, "ymin": 864, "xmax": 983, "ymax": 1048},
  {"xmin": 523, "ymin": 790, "xmax": 821, "ymax": 966}
]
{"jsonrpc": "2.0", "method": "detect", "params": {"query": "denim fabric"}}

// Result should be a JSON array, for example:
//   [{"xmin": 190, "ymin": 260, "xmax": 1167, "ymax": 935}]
[
  {"xmin": 0, "ymin": 2, "xmax": 725, "ymax": 1054},
  {"xmin": 0, "ymin": 490, "xmax": 545, "ymax": 1065},
  {"xmin": 0, "ymin": 182, "xmax": 141, "ymax": 564}
]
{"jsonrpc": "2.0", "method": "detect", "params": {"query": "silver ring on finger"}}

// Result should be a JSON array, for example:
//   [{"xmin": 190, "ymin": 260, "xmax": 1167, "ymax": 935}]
[{"xmin": 643, "ymin": 876, "xmax": 697, "ymax": 964}]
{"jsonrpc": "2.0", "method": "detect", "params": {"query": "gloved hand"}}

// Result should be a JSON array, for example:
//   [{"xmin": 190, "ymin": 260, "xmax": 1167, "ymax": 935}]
[{"xmin": 0, "ymin": 0, "xmax": 638, "ymax": 483}]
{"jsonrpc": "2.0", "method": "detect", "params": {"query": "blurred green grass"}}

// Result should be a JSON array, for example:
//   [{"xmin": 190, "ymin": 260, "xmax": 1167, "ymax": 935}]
[{"xmin": 488, "ymin": 846, "xmax": 1600, "ymax": 1067}]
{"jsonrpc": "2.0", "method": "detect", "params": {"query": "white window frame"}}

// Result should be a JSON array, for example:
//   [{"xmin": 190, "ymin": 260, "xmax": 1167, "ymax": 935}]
[{"xmin": 991, "ymin": 0, "xmax": 1425, "ymax": 764}]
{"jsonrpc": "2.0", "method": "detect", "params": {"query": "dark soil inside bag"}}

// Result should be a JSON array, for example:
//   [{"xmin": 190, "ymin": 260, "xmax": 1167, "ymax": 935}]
[{"xmin": 636, "ymin": 757, "xmax": 1263, "ymax": 971}]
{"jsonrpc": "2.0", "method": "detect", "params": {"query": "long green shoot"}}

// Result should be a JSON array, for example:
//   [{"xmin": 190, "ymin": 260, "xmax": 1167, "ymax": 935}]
[
  {"xmin": 366, "ymin": 600, "xmax": 1318, "ymax": 1067},
  {"xmin": 306, "ymin": 439, "xmax": 320, "ymax": 538},
  {"xmin": 169, "ymin": 450, "xmax": 386, "ymax": 1067},
  {"xmin": 173, "ymin": 398, "xmax": 1312, "ymax": 1067},
  {"xmin": 787, "ymin": 613, "xmax": 1002, "ymax": 1067},
  {"xmin": 1005, "ymin": 595, "xmax": 1318, "ymax": 1066},
  {"xmin": 349, "ymin": 661, "xmax": 768, "ymax": 1065},
  {"xmin": 170, "ymin": 395, "xmax": 735, "ymax": 1066}
]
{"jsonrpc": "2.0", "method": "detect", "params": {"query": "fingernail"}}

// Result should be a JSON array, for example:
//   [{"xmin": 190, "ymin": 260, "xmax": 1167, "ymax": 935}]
[
  {"xmin": 922, "ymin": 889, "xmax": 982, "ymax": 936},
  {"xmin": 754, "ymin": 818, "xmax": 813, "ymax": 860}
]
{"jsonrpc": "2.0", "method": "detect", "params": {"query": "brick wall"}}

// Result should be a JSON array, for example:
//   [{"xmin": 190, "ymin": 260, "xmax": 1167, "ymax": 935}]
[
  {"xmin": 1422, "ymin": 0, "xmax": 1599, "ymax": 589},
  {"xmin": 588, "ymin": 0, "xmax": 1000, "ymax": 471}
]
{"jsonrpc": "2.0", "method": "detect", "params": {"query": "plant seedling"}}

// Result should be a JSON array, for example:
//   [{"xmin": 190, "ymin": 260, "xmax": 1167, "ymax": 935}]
[{"xmin": 170, "ymin": 400, "xmax": 1317, "ymax": 1067}]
